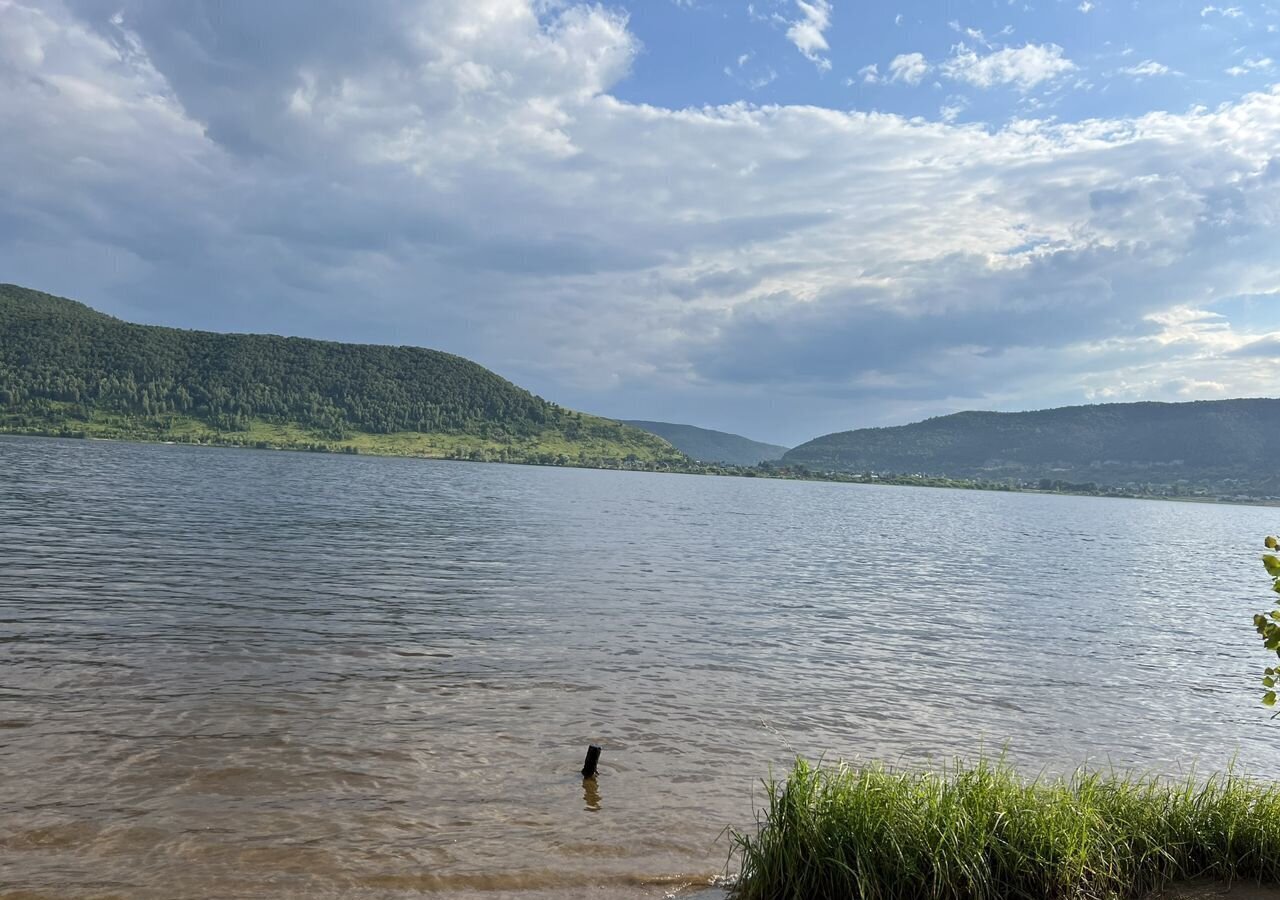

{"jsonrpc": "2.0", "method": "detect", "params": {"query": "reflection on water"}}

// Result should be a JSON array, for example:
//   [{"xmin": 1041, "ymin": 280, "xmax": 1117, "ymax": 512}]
[
  {"xmin": 2, "ymin": 435, "xmax": 1278, "ymax": 899},
  {"xmin": 584, "ymin": 777, "xmax": 602, "ymax": 812}
]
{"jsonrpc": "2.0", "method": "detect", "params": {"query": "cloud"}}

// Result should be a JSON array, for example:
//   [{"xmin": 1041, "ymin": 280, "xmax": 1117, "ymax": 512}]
[
  {"xmin": 940, "ymin": 95, "xmax": 970, "ymax": 122},
  {"xmin": 2, "ymin": 1, "xmax": 1279, "ymax": 442},
  {"xmin": 857, "ymin": 63, "xmax": 880, "ymax": 84},
  {"xmin": 786, "ymin": 0, "xmax": 833, "ymax": 70},
  {"xmin": 942, "ymin": 43, "xmax": 1076, "ymax": 90},
  {"xmin": 888, "ymin": 52, "xmax": 930, "ymax": 85},
  {"xmin": 1120, "ymin": 60, "xmax": 1173, "ymax": 77},
  {"xmin": 726, "ymin": 49, "xmax": 776, "ymax": 89},
  {"xmin": 1201, "ymin": 5, "xmax": 1244, "ymax": 17},
  {"xmin": 1078, "ymin": 1, "xmax": 1094, "ymax": 12},
  {"xmin": 1231, "ymin": 334, "xmax": 1280, "ymax": 358},
  {"xmin": 948, "ymin": 20, "xmax": 990, "ymax": 47},
  {"xmin": 1227, "ymin": 57, "xmax": 1274, "ymax": 76}
]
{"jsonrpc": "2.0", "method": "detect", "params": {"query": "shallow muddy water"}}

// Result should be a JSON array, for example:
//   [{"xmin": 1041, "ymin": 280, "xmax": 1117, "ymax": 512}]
[{"xmin": 3, "ymin": 436, "xmax": 1278, "ymax": 898}]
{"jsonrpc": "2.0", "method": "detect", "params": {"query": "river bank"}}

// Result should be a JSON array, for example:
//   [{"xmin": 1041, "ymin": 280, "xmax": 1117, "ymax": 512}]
[
  {"xmin": 3, "ymin": 425, "xmax": 1276, "ymax": 507},
  {"xmin": 730, "ymin": 759, "xmax": 1280, "ymax": 900}
]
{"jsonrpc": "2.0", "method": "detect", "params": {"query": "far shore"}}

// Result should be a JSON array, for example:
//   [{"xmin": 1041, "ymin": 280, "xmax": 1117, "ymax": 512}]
[{"xmin": 3, "ymin": 427, "xmax": 1277, "ymax": 509}]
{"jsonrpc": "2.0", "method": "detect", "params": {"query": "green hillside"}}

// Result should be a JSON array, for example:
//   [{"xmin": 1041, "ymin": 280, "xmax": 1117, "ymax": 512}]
[
  {"xmin": 784, "ymin": 400, "xmax": 1280, "ymax": 497},
  {"xmin": 0, "ymin": 284, "xmax": 685, "ymax": 467},
  {"xmin": 623, "ymin": 419, "xmax": 788, "ymax": 465}
]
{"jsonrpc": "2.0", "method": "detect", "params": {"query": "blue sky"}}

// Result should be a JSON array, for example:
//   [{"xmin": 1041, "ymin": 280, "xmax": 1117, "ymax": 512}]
[
  {"xmin": 618, "ymin": 1, "xmax": 1279, "ymax": 123},
  {"xmin": 1, "ymin": 0, "xmax": 1279, "ymax": 445}
]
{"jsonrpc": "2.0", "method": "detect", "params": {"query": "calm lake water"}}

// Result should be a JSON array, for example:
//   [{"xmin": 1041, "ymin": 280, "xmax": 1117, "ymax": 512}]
[{"xmin": 3, "ymin": 435, "xmax": 1279, "ymax": 899}]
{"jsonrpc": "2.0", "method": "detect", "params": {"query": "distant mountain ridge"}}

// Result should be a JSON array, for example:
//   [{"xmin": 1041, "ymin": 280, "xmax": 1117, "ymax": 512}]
[
  {"xmin": 783, "ymin": 399, "xmax": 1280, "ymax": 495},
  {"xmin": 0, "ymin": 283, "xmax": 685, "ymax": 467},
  {"xmin": 623, "ymin": 420, "xmax": 788, "ymax": 466}
]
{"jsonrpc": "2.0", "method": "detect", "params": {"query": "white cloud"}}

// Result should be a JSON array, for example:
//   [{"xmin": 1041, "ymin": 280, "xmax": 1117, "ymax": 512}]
[
  {"xmin": 1200, "ymin": 5, "xmax": 1244, "ymax": 16},
  {"xmin": 3, "ymin": 0, "xmax": 1280, "ymax": 439},
  {"xmin": 940, "ymin": 95, "xmax": 970, "ymax": 122},
  {"xmin": 888, "ymin": 52, "xmax": 930, "ymax": 85},
  {"xmin": 1226, "ymin": 57, "xmax": 1274, "ymax": 75},
  {"xmin": 1078, "ymin": 1, "xmax": 1094, "ymax": 11},
  {"xmin": 942, "ymin": 43, "xmax": 1076, "ymax": 90},
  {"xmin": 894, "ymin": 14, "xmax": 904, "ymax": 26},
  {"xmin": 857, "ymin": 63, "xmax": 880, "ymax": 84},
  {"xmin": 949, "ymin": 20, "xmax": 990, "ymax": 46},
  {"xmin": 728, "ymin": 50, "xmax": 775, "ymax": 89},
  {"xmin": 786, "ymin": 0, "xmax": 833, "ymax": 71},
  {"xmin": 1120, "ymin": 60, "xmax": 1173, "ymax": 77}
]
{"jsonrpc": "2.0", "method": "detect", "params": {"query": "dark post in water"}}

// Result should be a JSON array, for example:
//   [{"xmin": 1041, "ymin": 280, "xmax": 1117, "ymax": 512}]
[{"xmin": 582, "ymin": 744, "xmax": 601, "ymax": 778}]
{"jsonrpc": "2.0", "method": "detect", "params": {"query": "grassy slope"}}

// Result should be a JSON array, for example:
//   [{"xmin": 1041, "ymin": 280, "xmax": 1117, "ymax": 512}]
[{"xmin": 0, "ymin": 405, "xmax": 682, "ymax": 465}]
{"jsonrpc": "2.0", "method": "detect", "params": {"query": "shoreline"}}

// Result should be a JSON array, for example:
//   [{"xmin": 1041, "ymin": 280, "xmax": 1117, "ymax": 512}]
[
  {"xmin": 3, "ymin": 426, "xmax": 1277, "ymax": 508},
  {"xmin": 730, "ymin": 759, "xmax": 1280, "ymax": 900}
]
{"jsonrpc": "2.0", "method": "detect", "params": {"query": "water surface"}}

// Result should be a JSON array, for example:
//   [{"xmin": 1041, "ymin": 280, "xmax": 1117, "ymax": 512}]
[{"xmin": 2, "ymin": 436, "xmax": 1278, "ymax": 898}]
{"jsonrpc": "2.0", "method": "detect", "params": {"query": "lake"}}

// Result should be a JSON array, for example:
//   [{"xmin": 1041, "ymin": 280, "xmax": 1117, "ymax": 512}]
[{"xmin": 2, "ymin": 435, "xmax": 1278, "ymax": 899}]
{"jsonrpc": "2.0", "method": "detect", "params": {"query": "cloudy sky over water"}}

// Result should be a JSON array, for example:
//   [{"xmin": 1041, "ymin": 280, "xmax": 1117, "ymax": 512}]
[{"xmin": 2, "ymin": 0, "xmax": 1279, "ymax": 445}]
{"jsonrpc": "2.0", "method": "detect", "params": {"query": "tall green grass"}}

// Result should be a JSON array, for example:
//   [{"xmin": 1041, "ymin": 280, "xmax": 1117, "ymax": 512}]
[{"xmin": 730, "ymin": 758, "xmax": 1280, "ymax": 900}]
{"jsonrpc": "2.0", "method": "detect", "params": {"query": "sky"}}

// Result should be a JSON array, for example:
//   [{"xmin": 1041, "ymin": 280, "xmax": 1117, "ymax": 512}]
[{"xmin": 2, "ymin": 0, "xmax": 1279, "ymax": 446}]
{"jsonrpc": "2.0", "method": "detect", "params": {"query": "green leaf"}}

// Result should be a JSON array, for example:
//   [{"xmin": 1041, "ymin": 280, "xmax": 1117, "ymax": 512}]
[
  {"xmin": 1265, "ymin": 555, "xmax": 1280, "ymax": 578},
  {"xmin": 1264, "ymin": 691, "xmax": 1277, "ymax": 708},
  {"xmin": 1267, "ymin": 536, "xmax": 1279, "ymax": 551},
  {"xmin": 1263, "ymin": 677, "xmax": 1274, "ymax": 688}
]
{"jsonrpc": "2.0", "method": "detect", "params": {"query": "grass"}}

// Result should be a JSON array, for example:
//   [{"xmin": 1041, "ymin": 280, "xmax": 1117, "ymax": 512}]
[
  {"xmin": 6, "ymin": 407, "xmax": 1275, "ymax": 505},
  {"xmin": 0, "ymin": 407, "xmax": 685, "ymax": 468},
  {"xmin": 730, "ymin": 758, "xmax": 1280, "ymax": 900}
]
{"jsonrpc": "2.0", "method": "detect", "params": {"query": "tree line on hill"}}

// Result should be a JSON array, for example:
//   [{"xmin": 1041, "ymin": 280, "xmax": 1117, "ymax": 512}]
[
  {"xmin": 0, "ymin": 284, "xmax": 623, "ymax": 446},
  {"xmin": 783, "ymin": 401, "xmax": 1280, "ymax": 497}
]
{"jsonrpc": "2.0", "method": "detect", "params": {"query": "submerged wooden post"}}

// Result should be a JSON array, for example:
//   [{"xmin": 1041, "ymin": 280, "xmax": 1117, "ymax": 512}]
[{"xmin": 581, "ymin": 744, "xmax": 601, "ymax": 778}]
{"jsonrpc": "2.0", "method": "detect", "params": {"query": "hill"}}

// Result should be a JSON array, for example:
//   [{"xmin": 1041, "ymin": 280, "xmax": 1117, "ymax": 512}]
[
  {"xmin": 623, "ymin": 420, "xmax": 788, "ymax": 465},
  {"xmin": 0, "ymin": 284, "xmax": 685, "ymax": 467},
  {"xmin": 783, "ymin": 400, "xmax": 1280, "ymax": 497}
]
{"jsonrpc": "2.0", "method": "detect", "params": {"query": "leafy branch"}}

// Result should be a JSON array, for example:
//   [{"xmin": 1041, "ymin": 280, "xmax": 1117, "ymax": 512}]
[{"xmin": 1253, "ymin": 536, "xmax": 1280, "ymax": 707}]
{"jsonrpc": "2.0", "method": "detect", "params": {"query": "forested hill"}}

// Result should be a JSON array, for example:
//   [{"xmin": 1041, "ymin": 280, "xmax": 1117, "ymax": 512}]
[
  {"xmin": 0, "ymin": 284, "xmax": 685, "ymax": 466},
  {"xmin": 623, "ymin": 420, "xmax": 788, "ymax": 465},
  {"xmin": 784, "ymin": 400, "xmax": 1280, "ymax": 495}
]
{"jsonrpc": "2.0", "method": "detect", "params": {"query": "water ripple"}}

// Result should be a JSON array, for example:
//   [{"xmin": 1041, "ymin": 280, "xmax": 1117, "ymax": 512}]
[{"xmin": 2, "ymin": 435, "xmax": 1277, "ymax": 898}]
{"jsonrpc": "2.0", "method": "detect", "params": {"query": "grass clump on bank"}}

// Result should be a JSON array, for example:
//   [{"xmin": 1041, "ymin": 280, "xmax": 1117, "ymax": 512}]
[{"xmin": 731, "ymin": 758, "xmax": 1280, "ymax": 900}]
